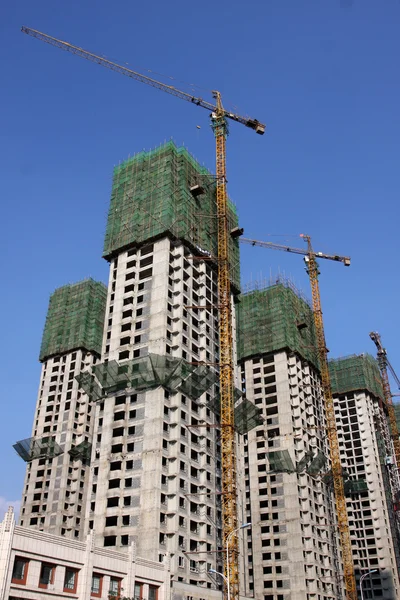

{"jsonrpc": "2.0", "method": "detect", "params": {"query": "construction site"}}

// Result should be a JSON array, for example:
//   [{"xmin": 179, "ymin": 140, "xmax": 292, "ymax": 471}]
[{"xmin": 1, "ymin": 22, "xmax": 400, "ymax": 600}]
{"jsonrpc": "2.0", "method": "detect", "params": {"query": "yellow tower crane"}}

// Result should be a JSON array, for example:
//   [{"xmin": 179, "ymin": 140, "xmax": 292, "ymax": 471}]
[
  {"xmin": 240, "ymin": 234, "xmax": 357, "ymax": 600},
  {"xmin": 21, "ymin": 26, "xmax": 266, "ymax": 600},
  {"xmin": 369, "ymin": 332, "xmax": 400, "ymax": 477}
]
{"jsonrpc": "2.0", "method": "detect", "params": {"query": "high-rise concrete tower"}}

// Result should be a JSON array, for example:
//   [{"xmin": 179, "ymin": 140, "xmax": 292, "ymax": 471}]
[
  {"xmin": 84, "ymin": 142, "xmax": 241, "ymax": 589},
  {"xmin": 15, "ymin": 279, "xmax": 107, "ymax": 539},
  {"xmin": 330, "ymin": 354, "xmax": 400, "ymax": 599},
  {"xmin": 236, "ymin": 279, "xmax": 341, "ymax": 600}
]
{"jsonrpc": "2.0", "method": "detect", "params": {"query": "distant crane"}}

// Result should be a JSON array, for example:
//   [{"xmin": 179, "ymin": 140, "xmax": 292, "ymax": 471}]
[
  {"xmin": 21, "ymin": 26, "xmax": 266, "ymax": 600},
  {"xmin": 370, "ymin": 332, "xmax": 400, "ymax": 473},
  {"xmin": 240, "ymin": 234, "xmax": 357, "ymax": 600}
]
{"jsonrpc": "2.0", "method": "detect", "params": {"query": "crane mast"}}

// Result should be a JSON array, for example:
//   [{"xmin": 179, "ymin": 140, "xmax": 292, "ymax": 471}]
[
  {"xmin": 212, "ymin": 93, "xmax": 239, "ymax": 598},
  {"xmin": 21, "ymin": 26, "xmax": 266, "ymax": 600},
  {"xmin": 370, "ymin": 332, "xmax": 400, "ymax": 475},
  {"xmin": 242, "ymin": 234, "xmax": 357, "ymax": 600},
  {"xmin": 303, "ymin": 236, "xmax": 356, "ymax": 600}
]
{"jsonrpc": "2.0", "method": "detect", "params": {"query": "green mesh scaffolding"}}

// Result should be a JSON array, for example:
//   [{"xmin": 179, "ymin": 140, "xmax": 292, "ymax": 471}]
[
  {"xmin": 234, "ymin": 399, "xmax": 264, "ymax": 434},
  {"xmin": 344, "ymin": 479, "xmax": 368, "ymax": 495},
  {"xmin": 75, "ymin": 372, "xmax": 104, "ymax": 402},
  {"xmin": 83, "ymin": 354, "xmax": 219, "ymax": 400},
  {"xmin": 329, "ymin": 354, "xmax": 384, "ymax": 399},
  {"xmin": 179, "ymin": 364, "xmax": 219, "ymax": 400},
  {"xmin": 13, "ymin": 436, "xmax": 63, "ymax": 462},
  {"xmin": 103, "ymin": 141, "xmax": 240, "ymax": 291},
  {"xmin": 306, "ymin": 451, "xmax": 327, "ymax": 477},
  {"xmin": 296, "ymin": 450, "xmax": 314, "ymax": 473},
  {"xmin": 237, "ymin": 278, "xmax": 319, "ymax": 369},
  {"xmin": 69, "ymin": 441, "xmax": 92, "ymax": 464},
  {"xmin": 39, "ymin": 279, "xmax": 107, "ymax": 362},
  {"xmin": 267, "ymin": 450, "xmax": 295, "ymax": 473}
]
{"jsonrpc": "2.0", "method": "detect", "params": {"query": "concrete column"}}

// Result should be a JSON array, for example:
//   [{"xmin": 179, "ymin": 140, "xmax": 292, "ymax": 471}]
[
  {"xmin": 125, "ymin": 540, "xmax": 137, "ymax": 597},
  {"xmin": 0, "ymin": 507, "xmax": 15, "ymax": 600},
  {"xmin": 78, "ymin": 531, "xmax": 95, "ymax": 600}
]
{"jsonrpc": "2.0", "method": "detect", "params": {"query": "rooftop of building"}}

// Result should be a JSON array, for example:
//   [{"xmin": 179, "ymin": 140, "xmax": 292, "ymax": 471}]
[
  {"xmin": 237, "ymin": 275, "xmax": 319, "ymax": 369},
  {"xmin": 329, "ymin": 353, "xmax": 384, "ymax": 399},
  {"xmin": 103, "ymin": 140, "xmax": 241, "ymax": 291},
  {"xmin": 39, "ymin": 278, "xmax": 107, "ymax": 362}
]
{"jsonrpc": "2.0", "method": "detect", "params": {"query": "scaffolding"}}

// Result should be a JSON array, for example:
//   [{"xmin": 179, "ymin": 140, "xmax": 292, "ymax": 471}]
[
  {"xmin": 237, "ymin": 277, "xmax": 319, "ymax": 369},
  {"xmin": 329, "ymin": 354, "xmax": 384, "ymax": 400},
  {"xmin": 39, "ymin": 279, "xmax": 107, "ymax": 362},
  {"xmin": 80, "ymin": 353, "xmax": 219, "ymax": 400},
  {"xmin": 76, "ymin": 353, "xmax": 262, "ymax": 434},
  {"xmin": 267, "ymin": 449, "xmax": 295, "ymax": 473},
  {"xmin": 306, "ymin": 451, "xmax": 327, "ymax": 477},
  {"xmin": 75, "ymin": 372, "xmax": 104, "ymax": 402},
  {"xmin": 13, "ymin": 436, "xmax": 63, "ymax": 462},
  {"xmin": 103, "ymin": 141, "xmax": 241, "ymax": 291},
  {"xmin": 232, "ymin": 398, "xmax": 263, "ymax": 434},
  {"xmin": 69, "ymin": 441, "xmax": 92, "ymax": 464},
  {"xmin": 344, "ymin": 479, "xmax": 368, "ymax": 495}
]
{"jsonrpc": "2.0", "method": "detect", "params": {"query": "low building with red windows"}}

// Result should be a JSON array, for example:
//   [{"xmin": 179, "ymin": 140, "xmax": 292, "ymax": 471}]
[{"xmin": 1, "ymin": 507, "xmax": 220, "ymax": 600}]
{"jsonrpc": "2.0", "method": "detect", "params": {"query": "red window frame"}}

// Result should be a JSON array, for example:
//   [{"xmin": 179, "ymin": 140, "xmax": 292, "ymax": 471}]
[
  {"xmin": 11, "ymin": 557, "xmax": 29, "ymax": 585},
  {"xmin": 39, "ymin": 562, "xmax": 55, "ymax": 589},
  {"xmin": 91, "ymin": 572, "xmax": 103, "ymax": 598},
  {"xmin": 63, "ymin": 568, "xmax": 78, "ymax": 594},
  {"xmin": 109, "ymin": 576, "xmax": 122, "ymax": 599},
  {"xmin": 134, "ymin": 582, "xmax": 143, "ymax": 600},
  {"xmin": 149, "ymin": 585, "xmax": 159, "ymax": 600}
]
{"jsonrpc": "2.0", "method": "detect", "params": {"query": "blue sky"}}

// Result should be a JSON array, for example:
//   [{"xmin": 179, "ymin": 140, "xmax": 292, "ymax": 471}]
[{"xmin": 1, "ymin": 0, "xmax": 399, "ymax": 513}]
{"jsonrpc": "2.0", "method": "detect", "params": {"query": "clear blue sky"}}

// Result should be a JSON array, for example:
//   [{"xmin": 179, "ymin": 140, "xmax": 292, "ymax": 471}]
[{"xmin": 1, "ymin": 0, "xmax": 399, "ymax": 512}]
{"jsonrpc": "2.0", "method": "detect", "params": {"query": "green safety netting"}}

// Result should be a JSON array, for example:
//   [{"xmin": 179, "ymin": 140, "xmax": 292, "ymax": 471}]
[
  {"xmin": 209, "ymin": 388, "xmax": 243, "ymax": 417},
  {"xmin": 234, "ymin": 398, "xmax": 264, "ymax": 434},
  {"xmin": 130, "ymin": 355, "xmax": 167, "ymax": 391},
  {"xmin": 344, "ymin": 479, "xmax": 368, "ymax": 495},
  {"xmin": 329, "ymin": 354, "xmax": 383, "ymax": 400},
  {"xmin": 237, "ymin": 279, "xmax": 319, "ymax": 370},
  {"xmin": 69, "ymin": 441, "xmax": 92, "ymax": 464},
  {"xmin": 80, "ymin": 354, "xmax": 220, "ymax": 400},
  {"xmin": 92, "ymin": 360, "xmax": 130, "ymax": 393},
  {"xmin": 13, "ymin": 436, "xmax": 63, "ymax": 462},
  {"xmin": 75, "ymin": 372, "xmax": 104, "ymax": 402},
  {"xmin": 151, "ymin": 355, "xmax": 194, "ymax": 391},
  {"xmin": 179, "ymin": 364, "xmax": 219, "ymax": 400},
  {"xmin": 267, "ymin": 450, "xmax": 295, "ymax": 473},
  {"xmin": 103, "ymin": 141, "xmax": 240, "ymax": 291},
  {"xmin": 296, "ymin": 450, "xmax": 314, "ymax": 473},
  {"xmin": 39, "ymin": 279, "xmax": 107, "ymax": 362},
  {"xmin": 322, "ymin": 471, "xmax": 334, "ymax": 486},
  {"xmin": 306, "ymin": 451, "xmax": 327, "ymax": 476}
]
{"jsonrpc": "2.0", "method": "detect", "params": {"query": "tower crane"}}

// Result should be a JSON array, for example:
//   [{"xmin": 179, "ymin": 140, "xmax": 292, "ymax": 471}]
[
  {"xmin": 21, "ymin": 26, "xmax": 265, "ymax": 600},
  {"xmin": 369, "ymin": 332, "xmax": 400, "ymax": 473},
  {"xmin": 240, "ymin": 234, "xmax": 357, "ymax": 600}
]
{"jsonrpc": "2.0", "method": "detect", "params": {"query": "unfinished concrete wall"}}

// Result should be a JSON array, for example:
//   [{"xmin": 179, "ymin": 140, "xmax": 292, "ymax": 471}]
[
  {"xmin": 238, "ymin": 350, "xmax": 339, "ymax": 600},
  {"xmin": 334, "ymin": 389, "xmax": 400, "ymax": 599},
  {"xmin": 19, "ymin": 349, "xmax": 99, "ymax": 540},
  {"xmin": 17, "ymin": 280, "xmax": 106, "ymax": 540},
  {"xmin": 89, "ymin": 237, "xmax": 223, "ymax": 592}
]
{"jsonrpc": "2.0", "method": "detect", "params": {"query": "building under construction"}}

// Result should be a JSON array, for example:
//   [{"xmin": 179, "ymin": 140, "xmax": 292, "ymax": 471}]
[
  {"xmin": 236, "ymin": 280, "xmax": 340, "ymax": 600},
  {"xmin": 329, "ymin": 354, "xmax": 400, "ymax": 599},
  {"xmin": 16, "ymin": 279, "xmax": 107, "ymax": 539},
  {"xmin": 8, "ymin": 142, "xmax": 400, "ymax": 600}
]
